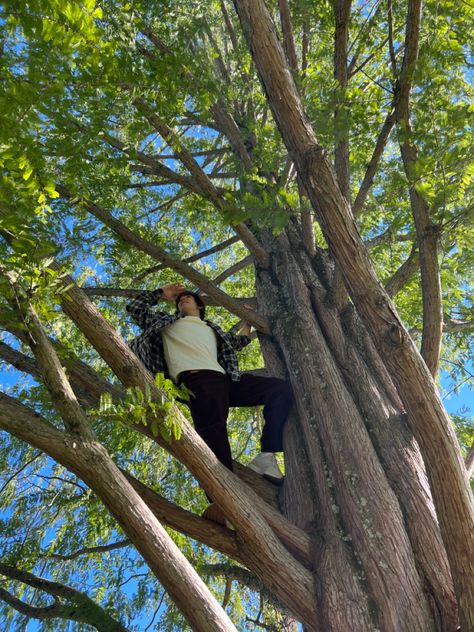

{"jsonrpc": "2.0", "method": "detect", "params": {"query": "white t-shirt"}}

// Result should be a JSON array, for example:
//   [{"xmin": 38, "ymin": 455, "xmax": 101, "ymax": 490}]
[{"xmin": 161, "ymin": 316, "xmax": 226, "ymax": 381}]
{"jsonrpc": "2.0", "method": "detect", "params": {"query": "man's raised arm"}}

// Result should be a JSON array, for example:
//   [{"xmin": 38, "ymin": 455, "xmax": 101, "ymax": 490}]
[{"xmin": 126, "ymin": 283, "xmax": 185, "ymax": 330}]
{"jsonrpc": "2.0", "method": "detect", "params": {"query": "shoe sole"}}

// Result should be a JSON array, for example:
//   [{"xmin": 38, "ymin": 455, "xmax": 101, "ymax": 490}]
[
  {"xmin": 263, "ymin": 473, "xmax": 284, "ymax": 486},
  {"xmin": 248, "ymin": 464, "xmax": 284, "ymax": 485}
]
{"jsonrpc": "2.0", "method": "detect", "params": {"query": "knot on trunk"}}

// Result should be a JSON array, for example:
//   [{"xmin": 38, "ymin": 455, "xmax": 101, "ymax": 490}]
[{"xmin": 385, "ymin": 323, "xmax": 406, "ymax": 347}]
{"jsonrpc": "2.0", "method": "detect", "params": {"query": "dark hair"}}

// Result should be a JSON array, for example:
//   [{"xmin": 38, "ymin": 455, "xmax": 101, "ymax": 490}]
[{"xmin": 175, "ymin": 291, "xmax": 206, "ymax": 320}]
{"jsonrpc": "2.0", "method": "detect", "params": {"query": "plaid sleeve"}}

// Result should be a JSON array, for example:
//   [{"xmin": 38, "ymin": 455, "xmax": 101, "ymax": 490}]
[
  {"xmin": 126, "ymin": 289, "xmax": 178, "ymax": 331},
  {"xmin": 225, "ymin": 332, "xmax": 252, "ymax": 351}
]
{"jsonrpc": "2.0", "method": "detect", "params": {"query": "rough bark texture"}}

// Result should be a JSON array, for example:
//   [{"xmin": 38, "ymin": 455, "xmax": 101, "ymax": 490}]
[
  {"xmin": 254, "ymin": 223, "xmax": 458, "ymax": 631},
  {"xmin": 232, "ymin": 2, "xmax": 474, "ymax": 628},
  {"xmin": 1, "ymin": 3, "xmax": 472, "ymax": 630}
]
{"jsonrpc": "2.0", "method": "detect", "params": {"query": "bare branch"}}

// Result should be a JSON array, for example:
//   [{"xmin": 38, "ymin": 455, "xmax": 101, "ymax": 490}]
[
  {"xmin": 123, "ymin": 463, "xmax": 311, "ymax": 570},
  {"xmin": 219, "ymin": 0, "xmax": 239, "ymax": 53},
  {"xmin": 122, "ymin": 471, "xmax": 246, "ymax": 565},
  {"xmin": 131, "ymin": 96, "xmax": 268, "ymax": 266},
  {"xmin": 0, "ymin": 316, "xmax": 122, "ymax": 410},
  {"xmin": 278, "ymin": 0, "xmax": 299, "ymax": 72},
  {"xmin": 154, "ymin": 147, "xmax": 230, "ymax": 160},
  {"xmin": 349, "ymin": 38, "xmax": 389, "ymax": 79},
  {"xmin": 100, "ymin": 128, "xmax": 203, "ymax": 193},
  {"xmin": 1, "ymin": 272, "xmax": 94, "ymax": 437},
  {"xmin": 0, "ymin": 340, "xmax": 40, "ymax": 379},
  {"xmin": 347, "ymin": 0, "xmax": 385, "ymax": 72},
  {"xmin": 364, "ymin": 227, "xmax": 413, "ymax": 249},
  {"xmin": 202, "ymin": 562, "xmax": 287, "ymax": 612},
  {"xmin": 0, "ymin": 452, "xmax": 41, "ymax": 496},
  {"xmin": 353, "ymin": 108, "xmax": 396, "ymax": 217},
  {"xmin": 203, "ymin": 24, "xmax": 231, "ymax": 84},
  {"xmin": 384, "ymin": 244, "xmax": 418, "ymax": 297},
  {"xmin": 132, "ymin": 96, "xmax": 228, "ymax": 203},
  {"xmin": 80, "ymin": 286, "xmax": 253, "ymax": 303},
  {"xmin": 131, "ymin": 235, "xmax": 240, "ymax": 283},
  {"xmin": 139, "ymin": 24, "xmax": 254, "ymax": 171},
  {"xmin": 0, "ymin": 392, "xmax": 70, "ymax": 455},
  {"xmin": 387, "ymin": 0, "xmax": 399, "ymax": 77},
  {"xmin": 443, "ymin": 319, "xmax": 474, "ymax": 334},
  {"xmin": 213, "ymin": 255, "xmax": 253, "ymax": 284},
  {"xmin": 48, "ymin": 539, "xmax": 130, "ymax": 561}
]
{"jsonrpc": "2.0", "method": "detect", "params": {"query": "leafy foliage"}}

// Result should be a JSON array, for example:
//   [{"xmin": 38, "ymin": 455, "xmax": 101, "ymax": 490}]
[{"xmin": 0, "ymin": 0, "xmax": 472, "ymax": 629}]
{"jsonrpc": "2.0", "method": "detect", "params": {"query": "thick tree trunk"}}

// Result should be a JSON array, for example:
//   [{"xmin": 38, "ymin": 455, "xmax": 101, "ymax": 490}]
[
  {"xmin": 232, "ymin": 2, "xmax": 474, "ymax": 628},
  {"xmin": 253, "ymin": 223, "xmax": 458, "ymax": 630}
]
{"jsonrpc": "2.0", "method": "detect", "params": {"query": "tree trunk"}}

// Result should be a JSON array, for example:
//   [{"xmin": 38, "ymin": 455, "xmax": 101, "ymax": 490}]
[
  {"xmin": 253, "ymin": 222, "xmax": 458, "ymax": 631},
  {"xmin": 232, "ymin": 2, "xmax": 474, "ymax": 628}
]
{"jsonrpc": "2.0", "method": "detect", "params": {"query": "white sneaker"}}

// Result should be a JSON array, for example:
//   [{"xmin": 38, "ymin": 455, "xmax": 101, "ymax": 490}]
[{"xmin": 247, "ymin": 452, "xmax": 284, "ymax": 485}]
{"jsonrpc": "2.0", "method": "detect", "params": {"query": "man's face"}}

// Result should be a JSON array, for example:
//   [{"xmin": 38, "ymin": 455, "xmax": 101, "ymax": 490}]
[{"xmin": 177, "ymin": 293, "xmax": 201, "ymax": 317}]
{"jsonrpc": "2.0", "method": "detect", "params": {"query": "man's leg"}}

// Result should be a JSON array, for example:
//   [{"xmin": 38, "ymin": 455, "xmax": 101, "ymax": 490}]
[
  {"xmin": 181, "ymin": 370, "xmax": 232, "ymax": 525},
  {"xmin": 181, "ymin": 370, "xmax": 232, "ymax": 470},
  {"xmin": 229, "ymin": 373, "xmax": 293, "ymax": 454}
]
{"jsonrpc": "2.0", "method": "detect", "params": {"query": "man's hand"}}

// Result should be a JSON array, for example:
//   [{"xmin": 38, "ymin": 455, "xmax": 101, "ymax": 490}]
[{"xmin": 161, "ymin": 283, "xmax": 186, "ymax": 301}]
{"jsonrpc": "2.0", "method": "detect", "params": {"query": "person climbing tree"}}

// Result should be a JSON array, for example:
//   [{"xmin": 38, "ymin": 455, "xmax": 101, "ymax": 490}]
[{"xmin": 126, "ymin": 283, "xmax": 293, "ymax": 524}]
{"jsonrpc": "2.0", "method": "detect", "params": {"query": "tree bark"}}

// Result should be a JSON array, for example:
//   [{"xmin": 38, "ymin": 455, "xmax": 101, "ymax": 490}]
[
  {"xmin": 254, "ymin": 225, "xmax": 458, "ymax": 630},
  {"xmin": 393, "ymin": 0, "xmax": 443, "ymax": 378},
  {"xmin": 332, "ymin": 0, "xmax": 352, "ymax": 203},
  {"xmin": 0, "ymin": 287, "xmax": 240, "ymax": 632},
  {"xmin": 232, "ymin": 1, "xmax": 474, "ymax": 629}
]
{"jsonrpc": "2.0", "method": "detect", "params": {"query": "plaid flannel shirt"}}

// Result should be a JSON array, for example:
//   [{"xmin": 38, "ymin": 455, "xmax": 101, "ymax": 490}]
[{"xmin": 126, "ymin": 289, "xmax": 251, "ymax": 382}]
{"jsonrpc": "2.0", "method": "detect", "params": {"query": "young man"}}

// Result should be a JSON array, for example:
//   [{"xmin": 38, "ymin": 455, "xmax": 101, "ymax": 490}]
[{"xmin": 126, "ymin": 283, "xmax": 293, "ymax": 522}]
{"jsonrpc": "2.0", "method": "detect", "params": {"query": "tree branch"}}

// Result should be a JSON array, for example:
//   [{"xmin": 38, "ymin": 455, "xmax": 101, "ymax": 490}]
[
  {"xmin": 443, "ymin": 319, "xmax": 474, "ymax": 334},
  {"xmin": 387, "ymin": 0, "xmax": 399, "ymax": 77},
  {"xmin": 1, "ymin": 272, "xmax": 94, "ymax": 437},
  {"xmin": 0, "ymin": 317, "xmax": 122, "ymax": 410},
  {"xmin": 364, "ymin": 227, "xmax": 413, "ymax": 249},
  {"xmin": 393, "ymin": 0, "xmax": 443, "ymax": 378},
  {"xmin": 219, "ymin": 0, "xmax": 239, "ymax": 54},
  {"xmin": 332, "ymin": 0, "xmax": 352, "ymax": 203},
  {"xmin": 0, "ymin": 564, "xmax": 131, "ymax": 632},
  {"xmin": 47, "ymin": 539, "xmax": 130, "ymax": 561},
  {"xmin": 0, "ymin": 393, "xmax": 240, "ymax": 630},
  {"xmin": 56, "ymin": 185, "xmax": 270, "ymax": 333},
  {"xmin": 278, "ymin": 0, "xmax": 299, "ymax": 73},
  {"xmin": 384, "ymin": 243, "xmax": 418, "ymax": 297},
  {"xmin": 138, "ymin": 24, "xmax": 254, "ymax": 171},
  {"xmin": 0, "ymin": 340, "xmax": 40, "ymax": 380},
  {"xmin": 213, "ymin": 255, "xmax": 253, "ymax": 284},
  {"xmin": 121, "ymin": 471, "xmax": 246, "ymax": 565},
  {"xmin": 130, "ymin": 96, "xmax": 269, "ymax": 267},
  {"xmin": 131, "ymin": 235, "xmax": 240, "ymax": 283},
  {"xmin": 353, "ymin": 107, "xmax": 396, "ymax": 217},
  {"xmin": 201, "ymin": 562, "xmax": 288, "ymax": 613},
  {"xmin": 79, "ymin": 287, "xmax": 257, "ymax": 308},
  {"xmin": 137, "ymin": 25, "xmax": 271, "ymax": 268}
]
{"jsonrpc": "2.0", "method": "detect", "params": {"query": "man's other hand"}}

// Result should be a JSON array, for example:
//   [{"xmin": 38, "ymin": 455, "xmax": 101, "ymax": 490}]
[
  {"xmin": 161, "ymin": 283, "xmax": 186, "ymax": 300},
  {"xmin": 239, "ymin": 303, "xmax": 253, "ymax": 336}
]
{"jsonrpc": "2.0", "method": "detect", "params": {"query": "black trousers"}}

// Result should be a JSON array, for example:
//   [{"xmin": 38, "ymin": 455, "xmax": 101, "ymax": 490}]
[{"xmin": 180, "ymin": 370, "xmax": 293, "ymax": 471}]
